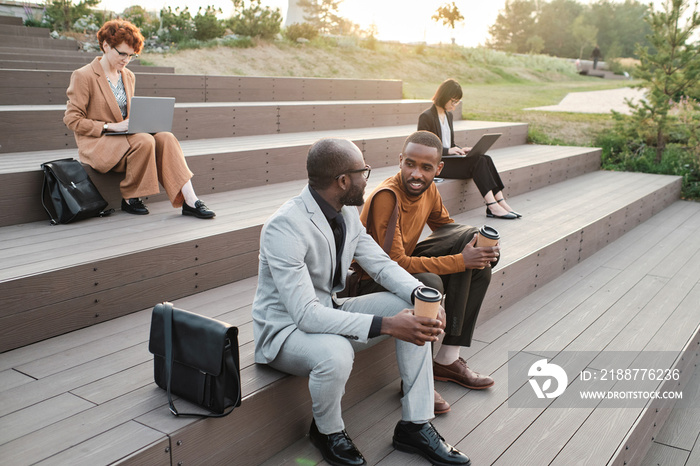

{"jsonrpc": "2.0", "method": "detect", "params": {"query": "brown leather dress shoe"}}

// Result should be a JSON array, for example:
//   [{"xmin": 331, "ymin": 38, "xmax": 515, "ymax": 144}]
[
  {"xmin": 400, "ymin": 381, "xmax": 451, "ymax": 414},
  {"xmin": 434, "ymin": 390, "xmax": 451, "ymax": 414},
  {"xmin": 433, "ymin": 358, "xmax": 495, "ymax": 389}
]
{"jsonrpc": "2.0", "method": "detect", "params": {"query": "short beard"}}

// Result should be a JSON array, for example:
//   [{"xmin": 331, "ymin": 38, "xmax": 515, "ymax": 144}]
[{"xmin": 340, "ymin": 182, "xmax": 365, "ymax": 206}]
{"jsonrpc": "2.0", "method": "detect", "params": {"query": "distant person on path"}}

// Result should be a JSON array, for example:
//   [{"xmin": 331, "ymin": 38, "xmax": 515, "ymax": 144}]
[
  {"xmin": 417, "ymin": 78, "xmax": 520, "ymax": 219},
  {"xmin": 252, "ymin": 138, "xmax": 471, "ymax": 466},
  {"xmin": 63, "ymin": 19, "xmax": 214, "ymax": 219},
  {"xmin": 591, "ymin": 45, "xmax": 602, "ymax": 70},
  {"xmin": 359, "ymin": 131, "xmax": 499, "ymax": 409}
]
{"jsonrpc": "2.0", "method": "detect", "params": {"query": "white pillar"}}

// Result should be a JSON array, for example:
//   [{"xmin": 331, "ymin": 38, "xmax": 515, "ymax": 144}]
[{"xmin": 285, "ymin": 0, "xmax": 306, "ymax": 26}]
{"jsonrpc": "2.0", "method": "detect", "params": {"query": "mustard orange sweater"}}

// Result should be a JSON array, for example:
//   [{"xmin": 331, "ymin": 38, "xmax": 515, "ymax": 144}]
[{"xmin": 360, "ymin": 173, "xmax": 465, "ymax": 275}]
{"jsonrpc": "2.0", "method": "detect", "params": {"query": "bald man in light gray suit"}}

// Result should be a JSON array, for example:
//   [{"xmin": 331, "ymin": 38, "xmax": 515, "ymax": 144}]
[{"xmin": 252, "ymin": 138, "xmax": 471, "ymax": 466}]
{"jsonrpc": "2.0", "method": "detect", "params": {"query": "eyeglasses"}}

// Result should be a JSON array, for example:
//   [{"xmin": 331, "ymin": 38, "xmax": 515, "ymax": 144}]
[
  {"xmin": 335, "ymin": 164, "xmax": 371, "ymax": 180},
  {"xmin": 449, "ymin": 98, "xmax": 461, "ymax": 105},
  {"xmin": 114, "ymin": 47, "xmax": 138, "ymax": 60}
]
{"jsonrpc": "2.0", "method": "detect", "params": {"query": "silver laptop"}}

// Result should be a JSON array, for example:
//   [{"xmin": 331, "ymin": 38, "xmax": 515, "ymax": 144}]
[
  {"xmin": 105, "ymin": 96, "xmax": 175, "ymax": 135},
  {"xmin": 440, "ymin": 133, "xmax": 501, "ymax": 179}
]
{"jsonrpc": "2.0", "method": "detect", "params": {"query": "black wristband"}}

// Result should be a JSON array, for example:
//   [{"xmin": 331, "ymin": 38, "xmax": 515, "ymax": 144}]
[{"xmin": 368, "ymin": 315, "xmax": 383, "ymax": 338}]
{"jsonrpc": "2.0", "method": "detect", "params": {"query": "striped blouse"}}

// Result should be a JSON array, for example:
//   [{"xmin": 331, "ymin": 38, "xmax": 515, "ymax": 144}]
[{"xmin": 107, "ymin": 74, "xmax": 128, "ymax": 118}]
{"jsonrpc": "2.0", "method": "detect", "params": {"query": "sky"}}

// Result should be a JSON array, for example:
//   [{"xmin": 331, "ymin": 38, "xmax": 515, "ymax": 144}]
[{"xmin": 94, "ymin": 0, "xmax": 668, "ymax": 48}]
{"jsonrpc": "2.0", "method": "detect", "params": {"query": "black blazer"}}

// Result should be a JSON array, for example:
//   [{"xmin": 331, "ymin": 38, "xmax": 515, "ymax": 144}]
[{"xmin": 417, "ymin": 104, "xmax": 454, "ymax": 157}]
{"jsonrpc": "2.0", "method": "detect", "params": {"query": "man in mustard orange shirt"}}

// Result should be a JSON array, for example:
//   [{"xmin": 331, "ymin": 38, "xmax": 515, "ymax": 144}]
[{"xmin": 360, "ymin": 131, "xmax": 499, "ymax": 411}]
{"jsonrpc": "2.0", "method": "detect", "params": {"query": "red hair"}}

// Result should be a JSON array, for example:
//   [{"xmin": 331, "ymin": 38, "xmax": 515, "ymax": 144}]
[{"xmin": 97, "ymin": 20, "xmax": 144, "ymax": 54}]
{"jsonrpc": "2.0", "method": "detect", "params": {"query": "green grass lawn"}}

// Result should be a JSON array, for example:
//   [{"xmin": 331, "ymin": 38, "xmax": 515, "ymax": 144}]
[
  {"xmin": 401, "ymin": 73, "xmax": 640, "ymax": 147},
  {"xmin": 149, "ymin": 41, "xmax": 639, "ymax": 148},
  {"xmin": 459, "ymin": 80, "xmax": 639, "ymax": 147}
]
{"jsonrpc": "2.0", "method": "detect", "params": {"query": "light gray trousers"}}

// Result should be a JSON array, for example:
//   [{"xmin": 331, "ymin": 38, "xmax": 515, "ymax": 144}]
[{"xmin": 268, "ymin": 291, "xmax": 434, "ymax": 434}]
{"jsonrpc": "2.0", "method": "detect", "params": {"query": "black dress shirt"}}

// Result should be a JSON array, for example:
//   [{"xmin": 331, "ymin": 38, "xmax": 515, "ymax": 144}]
[{"xmin": 309, "ymin": 187, "xmax": 383, "ymax": 337}]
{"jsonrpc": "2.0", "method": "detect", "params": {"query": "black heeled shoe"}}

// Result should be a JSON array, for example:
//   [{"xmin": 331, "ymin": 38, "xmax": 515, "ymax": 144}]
[
  {"xmin": 496, "ymin": 198, "xmax": 522, "ymax": 218},
  {"xmin": 486, "ymin": 201, "xmax": 517, "ymax": 219}
]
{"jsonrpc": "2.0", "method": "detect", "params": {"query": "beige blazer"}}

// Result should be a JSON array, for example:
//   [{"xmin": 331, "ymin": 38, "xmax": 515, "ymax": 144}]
[{"xmin": 63, "ymin": 57, "xmax": 134, "ymax": 172}]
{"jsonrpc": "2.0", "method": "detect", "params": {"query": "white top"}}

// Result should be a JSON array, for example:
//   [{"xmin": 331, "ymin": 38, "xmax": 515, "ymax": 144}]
[{"xmin": 439, "ymin": 114, "xmax": 451, "ymax": 149}]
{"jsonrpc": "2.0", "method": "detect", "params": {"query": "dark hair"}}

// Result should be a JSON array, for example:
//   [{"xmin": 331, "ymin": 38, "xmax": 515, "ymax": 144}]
[
  {"xmin": 402, "ymin": 131, "xmax": 443, "ymax": 160},
  {"xmin": 307, "ymin": 139, "xmax": 358, "ymax": 189},
  {"xmin": 432, "ymin": 78, "xmax": 463, "ymax": 108},
  {"xmin": 97, "ymin": 20, "xmax": 144, "ymax": 54}
]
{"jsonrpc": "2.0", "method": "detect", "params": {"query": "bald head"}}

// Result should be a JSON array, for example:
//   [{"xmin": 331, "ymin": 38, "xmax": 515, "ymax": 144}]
[{"xmin": 307, "ymin": 138, "xmax": 363, "ymax": 190}]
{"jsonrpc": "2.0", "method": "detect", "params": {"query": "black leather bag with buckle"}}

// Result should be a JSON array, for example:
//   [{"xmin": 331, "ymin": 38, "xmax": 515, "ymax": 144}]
[
  {"xmin": 40, "ymin": 158, "xmax": 111, "ymax": 225},
  {"xmin": 149, "ymin": 302, "xmax": 242, "ymax": 417}
]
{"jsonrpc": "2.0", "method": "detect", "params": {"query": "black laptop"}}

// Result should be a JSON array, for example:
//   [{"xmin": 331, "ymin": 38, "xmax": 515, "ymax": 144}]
[{"xmin": 440, "ymin": 133, "xmax": 501, "ymax": 179}]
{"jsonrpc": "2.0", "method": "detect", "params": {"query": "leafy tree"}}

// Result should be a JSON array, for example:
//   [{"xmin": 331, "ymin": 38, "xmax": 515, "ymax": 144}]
[
  {"xmin": 487, "ymin": 0, "xmax": 652, "ymax": 59},
  {"xmin": 297, "ymin": 0, "xmax": 343, "ymax": 35},
  {"xmin": 43, "ymin": 0, "xmax": 99, "ymax": 32},
  {"xmin": 121, "ymin": 5, "xmax": 148, "ymax": 29},
  {"xmin": 536, "ymin": 0, "xmax": 583, "ymax": 57},
  {"xmin": 587, "ymin": 0, "xmax": 652, "ymax": 58},
  {"xmin": 122, "ymin": 5, "xmax": 159, "ymax": 38},
  {"xmin": 229, "ymin": 0, "xmax": 282, "ymax": 39},
  {"xmin": 627, "ymin": 0, "xmax": 700, "ymax": 161},
  {"xmin": 571, "ymin": 14, "xmax": 598, "ymax": 58},
  {"xmin": 159, "ymin": 6, "xmax": 195, "ymax": 43},
  {"xmin": 432, "ymin": 2, "xmax": 464, "ymax": 42},
  {"xmin": 526, "ymin": 35, "xmax": 545, "ymax": 54},
  {"xmin": 488, "ymin": 0, "xmax": 537, "ymax": 53},
  {"xmin": 194, "ymin": 6, "xmax": 225, "ymax": 41}
]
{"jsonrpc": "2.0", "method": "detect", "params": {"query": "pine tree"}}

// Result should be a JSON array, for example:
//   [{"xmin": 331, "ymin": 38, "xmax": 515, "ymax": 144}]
[
  {"xmin": 630, "ymin": 0, "xmax": 700, "ymax": 161},
  {"xmin": 296, "ymin": 0, "xmax": 343, "ymax": 35}
]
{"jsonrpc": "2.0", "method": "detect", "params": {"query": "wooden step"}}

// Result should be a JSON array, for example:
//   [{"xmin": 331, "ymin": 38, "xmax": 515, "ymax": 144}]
[
  {"xmin": 0, "ymin": 24, "xmax": 50, "ymax": 37},
  {"xmin": 0, "ymin": 165, "xmax": 678, "ymax": 349},
  {"xmin": 0, "ymin": 98, "xmax": 434, "ymax": 153},
  {"xmin": 0, "ymin": 33, "xmax": 79, "ymax": 50},
  {"xmin": 640, "ymin": 367, "xmax": 700, "ymax": 465},
  {"xmin": 0, "ymin": 16, "xmax": 24, "ymax": 26},
  {"xmin": 0, "ymin": 119, "xmax": 523, "ymax": 227},
  {"xmin": 0, "ymin": 186, "xmax": 692, "ymax": 466},
  {"xmin": 0, "ymin": 60, "xmax": 174, "ymax": 73},
  {"xmin": 265, "ymin": 201, "xmax": 700, "ymax": 466},
  {"xmin": 0, "ymin": 141, "xmax": 600, "ymax": 352},
  {"xmin": 0, "ymin": 52, "xmax": 99, "ymax": 63},
  {"xmin": 0, "ymin": 47, "xmax": 101, "ymax": 57},
  {"xmin": 0, "ymin": 69, "xmax": 403, "ymax": 105}
]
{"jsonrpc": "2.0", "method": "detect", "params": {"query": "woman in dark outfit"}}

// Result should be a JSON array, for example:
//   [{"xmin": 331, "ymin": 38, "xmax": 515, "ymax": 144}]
[{"xmin": 418, "ymin": 78, "xmax": 520, "ymax": 219}]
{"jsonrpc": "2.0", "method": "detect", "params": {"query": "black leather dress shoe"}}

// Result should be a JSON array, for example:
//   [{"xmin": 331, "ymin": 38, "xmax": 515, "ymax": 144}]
[
  {"xmin": 121, "ymin": 198, "xmax": 149, "ymax": 215},
  {"xmin": 309, "ymin": 419, "xmax": 366, "ymax": 466},
  {"xmin": 393, "ymin": 421, "xmax": 471, "ymax": 466},
  {"xmin": 182, "ymin": 200, "xmax": 215, "ymax": 219}
]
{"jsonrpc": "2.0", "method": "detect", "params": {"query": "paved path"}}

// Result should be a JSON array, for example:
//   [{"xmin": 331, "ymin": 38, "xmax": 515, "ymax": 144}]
[{"xmin": 526, "ymin": 86, "xmax": 646, "ymax": 114}]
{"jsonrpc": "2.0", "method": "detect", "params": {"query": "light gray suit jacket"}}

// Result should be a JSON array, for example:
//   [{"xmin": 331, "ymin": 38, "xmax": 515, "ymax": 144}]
[{"xmin": 253, "ymin": 186, "xmax": 422, "ymax": 364}]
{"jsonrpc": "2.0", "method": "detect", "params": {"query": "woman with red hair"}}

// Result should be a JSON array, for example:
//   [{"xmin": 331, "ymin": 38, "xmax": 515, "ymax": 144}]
[{"xmin": 64, "ymin": 20, "xmax": 214, "ymax": 218}]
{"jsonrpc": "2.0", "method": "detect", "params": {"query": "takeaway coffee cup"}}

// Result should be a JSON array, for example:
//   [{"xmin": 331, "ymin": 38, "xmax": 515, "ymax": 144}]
[
  {"xmin": 413, "ymin": 286, "xmax": 443, "ymax": 319},
  {"xmin": 476, "ymin": 225, "xmax": 500, "ymax": 248}
]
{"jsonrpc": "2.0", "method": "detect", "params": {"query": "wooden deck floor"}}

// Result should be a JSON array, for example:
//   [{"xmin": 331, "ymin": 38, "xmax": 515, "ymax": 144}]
[
  {"xmin": 263, "ymin": 199, "xmax": 700, "ymax": 466},
  {"xmin": 0, "ymin": 193, "xmax": 696, "ymax": 464},
  {"xmin": 640, "ymin": 368, "xmax": 700, "ymax": 465}
]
